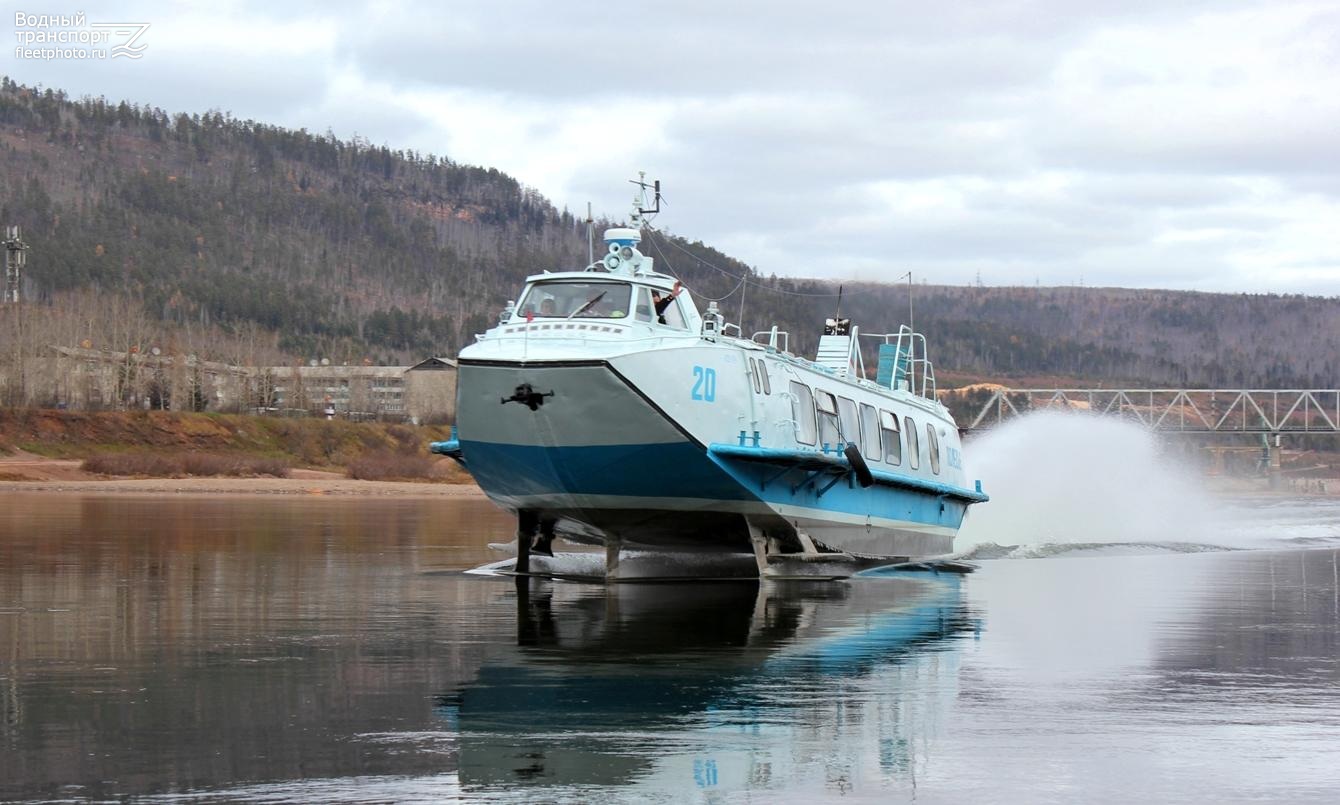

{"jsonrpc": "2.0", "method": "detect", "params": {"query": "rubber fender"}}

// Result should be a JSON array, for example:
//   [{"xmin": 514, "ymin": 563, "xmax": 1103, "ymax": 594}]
[{"xmin": 844, "ymin": 442, "xmax": 874, "ymax": 488}]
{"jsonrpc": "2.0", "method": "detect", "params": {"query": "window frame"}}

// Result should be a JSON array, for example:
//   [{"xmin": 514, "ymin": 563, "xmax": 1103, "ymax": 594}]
[
  {"xmin": 860, "ymin": 403, "xmax": 881, "ymax": 461},
  {"xmin": 927, "ymin": 423, "xmax": 941, "ymax": 475},
  {"xmin": 658, "ymin": 293, "xmax": 689, "ymax": 329},
  {"xmin": 837, "ymin": 396, "xmax": 859, "ymax": 451},
  {"xmin": 520, "ymin": 280, "xmax": 633, "ymax": 320},
  {"xmin": 789, "ymin": 381, "xmax": 817, "ymax": 445},
  {"xmin": 815, "ymin": 390, "xmax": 841, "ymax": 448},
  {"xmin": 879, "ymin": 409, "xmax": 902, "ymax": 466},
  {"xmin": 633, "ymin": 286, "xmax": 655, "ymax": 322},
  {"xmin": 904, "ymin": 415, "xmax": 920, "ymax": 470}
]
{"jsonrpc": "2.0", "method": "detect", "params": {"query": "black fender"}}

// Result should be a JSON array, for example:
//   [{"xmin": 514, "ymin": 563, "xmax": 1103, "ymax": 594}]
[{"xmin": 844, "ymin": 442, "xmax": 874, "ymax": 488}]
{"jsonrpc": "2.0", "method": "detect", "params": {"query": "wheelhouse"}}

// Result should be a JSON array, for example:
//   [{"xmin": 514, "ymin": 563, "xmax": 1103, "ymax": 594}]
[
  {"xmin": 509, "ymin": 276, "xmax": 697, "ymax": 331},
  {"xmin": 520, "ymin": 280, "xmax": 634, "ymax": 320}
]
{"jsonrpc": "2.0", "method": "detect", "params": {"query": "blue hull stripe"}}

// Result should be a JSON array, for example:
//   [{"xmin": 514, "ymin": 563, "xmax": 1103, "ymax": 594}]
[
  {"xmin": 711, "ymin": 455, "xmax": 968, "ymax": 531},
  {"xmin": 707, "ymin": 443, "xmax": 988, "ymax": 503},
  {"xmin": 459, "ymin": 440, "xmax": 755, "ymax": 502},
  {"xmin": 459, "ymin": 440, "xmax": 964, "ymax": 530}
]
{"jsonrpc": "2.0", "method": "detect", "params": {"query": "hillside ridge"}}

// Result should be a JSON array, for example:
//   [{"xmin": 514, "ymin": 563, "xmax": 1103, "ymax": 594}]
[{"xmin": 1, "ymin": 77, "xmax": 1336, "ymax": 396}]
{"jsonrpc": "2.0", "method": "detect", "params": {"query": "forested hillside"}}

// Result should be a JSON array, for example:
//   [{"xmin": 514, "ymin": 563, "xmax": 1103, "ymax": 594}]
[
  {"xmin": 2, "ymin": 78, "xmax": 1337, "ymax": 390},
  {"xmin": 834, "ymin": 284, "xmax": 1340, "ymax": 388}
]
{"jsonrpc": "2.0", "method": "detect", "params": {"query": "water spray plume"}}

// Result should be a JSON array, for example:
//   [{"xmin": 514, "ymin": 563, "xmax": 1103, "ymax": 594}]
[{"xmin": 958, "ymin": 411, "xmax": 1217, "ymax": 554}]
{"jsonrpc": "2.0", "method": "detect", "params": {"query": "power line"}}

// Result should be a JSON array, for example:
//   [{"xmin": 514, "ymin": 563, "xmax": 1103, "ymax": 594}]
[
  {"xmin": 643, "ymin": 228, "xmax": 845, "ymax": 299},
  {"xmin": 642, "ymin": 234, "xmax": 742, "ymax": 302}
]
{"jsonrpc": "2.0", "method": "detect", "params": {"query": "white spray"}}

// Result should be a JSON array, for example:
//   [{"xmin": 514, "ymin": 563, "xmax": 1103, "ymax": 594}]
[{"xmin": 958, "ymin": 411, "xmax": 1220, "ymax": 555}]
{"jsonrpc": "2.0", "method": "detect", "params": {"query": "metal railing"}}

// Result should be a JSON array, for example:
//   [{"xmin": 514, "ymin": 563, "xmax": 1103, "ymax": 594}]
[
  {"xmin": 860, "ymin": 326, "xmax": 936, "ymax": 399},
  {"xmin": 958, "ymin": 388, "xmax": 1340, "ymax": 434},
  {"xmin": 751, "ymin": 327, "xmax": 790, "ymax": 354}
]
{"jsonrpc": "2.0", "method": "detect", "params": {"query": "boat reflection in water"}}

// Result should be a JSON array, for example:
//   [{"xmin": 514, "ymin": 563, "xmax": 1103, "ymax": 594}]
[{"xmin": 442, "ymin": 573, "xmax": 978, "ymax": 795}]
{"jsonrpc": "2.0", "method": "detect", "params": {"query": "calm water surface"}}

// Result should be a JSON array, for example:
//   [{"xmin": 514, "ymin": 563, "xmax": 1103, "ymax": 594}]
[{"xmin": 2, "ymin": 493, "xmax": 1338, "ymax": 803}]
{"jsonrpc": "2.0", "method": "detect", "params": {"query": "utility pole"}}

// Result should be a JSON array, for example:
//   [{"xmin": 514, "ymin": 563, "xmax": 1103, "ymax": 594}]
[
  {"xmin": 3, "ymin": 226, "xmax": 26, "ymax": 304},
  {"xmin": 3, "ymin": 227, "xmax": 29, "ymax": 404}
]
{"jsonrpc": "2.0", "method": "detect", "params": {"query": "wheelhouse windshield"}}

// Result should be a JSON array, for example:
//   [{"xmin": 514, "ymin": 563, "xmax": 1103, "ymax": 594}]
[{"xmin": 519, "ymin": 281, "xmax": 633, "ymax": 320}]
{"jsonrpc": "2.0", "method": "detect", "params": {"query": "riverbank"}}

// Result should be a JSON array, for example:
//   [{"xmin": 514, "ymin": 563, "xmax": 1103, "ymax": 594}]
[
  {"xmin": 0, "ymin": 475, "xmax": 486, "ymax": 497},
  {"xmin": 0, "ymin": 409, "xmax": 473, "ymax": 492},
  {"xmin": 0, "ymin": 409, "xmax": 453, "ymax": 466},
  {"xmin": 0, "ymin": 449, "xmax": 482, "ymax": 496}
]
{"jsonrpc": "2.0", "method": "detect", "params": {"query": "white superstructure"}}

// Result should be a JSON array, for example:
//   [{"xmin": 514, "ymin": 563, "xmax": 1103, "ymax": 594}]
[{"xmin": 434, "ymin": 179, "xmax": 987, "ymax": 578}]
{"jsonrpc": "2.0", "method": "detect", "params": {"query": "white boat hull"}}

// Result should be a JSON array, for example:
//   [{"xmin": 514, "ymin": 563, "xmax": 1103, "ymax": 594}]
[{"xmin": 455, "ymin": 354, "xmax": 972, "ymax": 560}]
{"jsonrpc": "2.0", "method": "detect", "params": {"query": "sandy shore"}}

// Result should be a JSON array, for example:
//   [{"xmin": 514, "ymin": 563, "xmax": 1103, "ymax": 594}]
[
  {"xmin": 0, "ymin": 452, "xmax": 485, "ymax": 497},
  {"xmin": 0, "ymin": 477, "xmax": 487, "ymax": 497}
]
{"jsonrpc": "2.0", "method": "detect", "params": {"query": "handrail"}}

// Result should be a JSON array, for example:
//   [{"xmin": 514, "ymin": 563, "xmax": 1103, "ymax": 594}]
[
  {"xmin": 752, "ymin": 328, "xmax": 790, "ymax": 353},
  {"xmin": 915, "ymin": 358, "xmax": 936, "ymax": 398},
  {"xmin": 859, "ymin": 326, "xmax": 935, "ymax": 399},
  {"xmin": 850, "ymin": 325, "xmax": 865, "ymax": 381}
]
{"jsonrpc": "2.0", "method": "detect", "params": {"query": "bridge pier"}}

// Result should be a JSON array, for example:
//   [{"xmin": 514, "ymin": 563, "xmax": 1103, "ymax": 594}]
[{"xmin": 1267, "ymin": 433, "xmax": 1282, "ymax": 488}]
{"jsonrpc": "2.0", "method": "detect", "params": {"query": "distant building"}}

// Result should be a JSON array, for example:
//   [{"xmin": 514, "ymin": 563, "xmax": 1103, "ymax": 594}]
[
  {"xmin": 405, "ymin": 357, "xmax": 458, "ymax": 425},
  {"xmin": 265, "ymin": 365, "xmax": 409, "ymax": 419},
  {"xmin": 5, "ymin": 347, "xmax": 458, "ymax": 423}
]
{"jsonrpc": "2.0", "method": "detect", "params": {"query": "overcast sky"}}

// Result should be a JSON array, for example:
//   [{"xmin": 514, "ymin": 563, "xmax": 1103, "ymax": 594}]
[{"xmin": 6, "ymin": 1, "xmax": 1339, "ymax": 294}]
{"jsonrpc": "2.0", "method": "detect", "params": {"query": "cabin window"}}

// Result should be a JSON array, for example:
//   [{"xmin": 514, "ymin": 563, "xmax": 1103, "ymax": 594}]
[
  {"xmin": 789, "ymin": 381, "xmax": 817, "ymax": 445},
  {"xmin": 860, "ymin": 403, "xmax": 881, "ymax": 461},
  {"xmin": 837, "ymin": 397, "xmax": 859, "ymax": 451},
  {"xmin": 749, "ymin": 358, "xmax": 762, "ymax": 394},
  {"xmin": 927, "ymin": 423, "xmax": 941, "ymax": 475},
  {"xmin": 520, "ymin": 280, "xmax": 632, "ymax": 320},
  {"xmin": 905, "ymin": 415, "xmax": 920, "ymax": 470},
  {"xmin": 815, "ymin": 390, "xmax": 842, "ymax": 448},
  {"xmin": 759, "ymin": 362, "xmax": 771, "ymax": 395},
  {"xmin": 633, "ymin": 287, "xmax": 655, "ymax": 322},
  {"xmin": 658, "ymin": 293, "xmax": 689, "ymax": 329},
  {"xmin": 879, "ymin": 410, "xmax": 902, "ymax": 465}
]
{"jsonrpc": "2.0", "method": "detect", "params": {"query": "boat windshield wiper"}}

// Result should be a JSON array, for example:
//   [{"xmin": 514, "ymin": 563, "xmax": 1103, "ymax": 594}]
[{"xmin": 567, "ymin": 291, "xmax": 606, "ymax": 319}]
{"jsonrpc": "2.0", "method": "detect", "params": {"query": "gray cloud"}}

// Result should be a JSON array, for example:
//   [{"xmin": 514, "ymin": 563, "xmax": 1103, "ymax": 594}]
[{"xmin": 2, "ymin": 0, "xmax": 1336, "ymax": 293}]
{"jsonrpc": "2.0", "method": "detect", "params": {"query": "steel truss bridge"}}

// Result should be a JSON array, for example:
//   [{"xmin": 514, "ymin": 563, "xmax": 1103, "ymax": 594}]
[{"xmin": 960, "ymin": 388, "xmax": 1340, "ymax": 436}]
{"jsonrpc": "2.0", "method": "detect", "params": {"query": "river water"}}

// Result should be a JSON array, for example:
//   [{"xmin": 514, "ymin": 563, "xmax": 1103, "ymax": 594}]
[{"xmin": 2, "ymin": 492, "xmax": 1338, "ymax": 803}]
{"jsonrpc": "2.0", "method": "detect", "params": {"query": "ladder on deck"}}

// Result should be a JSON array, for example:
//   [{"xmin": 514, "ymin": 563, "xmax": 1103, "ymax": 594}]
[{"xmin": 814, "ymin": 334, "xmax": 855, "ymax": 377}]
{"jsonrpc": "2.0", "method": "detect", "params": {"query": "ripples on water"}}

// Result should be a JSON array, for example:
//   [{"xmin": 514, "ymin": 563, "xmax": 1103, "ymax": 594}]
[{"xmin": 1, "ymin": 493, "xmax": 1338, "ymax": 803}]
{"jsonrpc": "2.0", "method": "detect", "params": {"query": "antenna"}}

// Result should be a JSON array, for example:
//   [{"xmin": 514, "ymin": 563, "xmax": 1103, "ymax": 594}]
[
  {"xmin": 897, "ymin": 271, "xmax": 913, "ymax": 334},
  {"xmin": 628, "ymin": 172, "xmax": 662, "ymax": 226},
  {"xmin": 737, "ymin": 272, "xmax": 748, "ymax": 334},
  {"xmin": 585, "ymin": 202, "xmax": 594, "ymax": 266},
  {"xmin": 897, "ymin": 270, "xmax": 914, "ymax": 392},
  {"xmin": 824, "ymin": 285, "xmax": 851, "ymax": 336}
]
